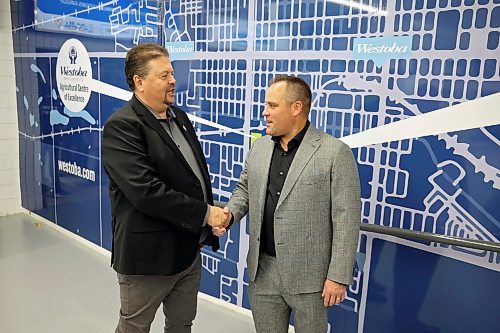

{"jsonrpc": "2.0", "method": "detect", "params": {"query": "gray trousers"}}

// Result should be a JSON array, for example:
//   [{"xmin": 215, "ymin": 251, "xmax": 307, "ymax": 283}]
[
  {"xmin": 248, "ymin": 253, "xmax": 328, "ymax": 333},
  {"xmin": 115, "ymin": 252, "xmax": 201, "ymax": 333}
]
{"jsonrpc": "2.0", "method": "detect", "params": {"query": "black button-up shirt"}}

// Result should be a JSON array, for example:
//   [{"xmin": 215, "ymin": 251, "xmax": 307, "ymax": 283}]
[{"xmin": 261, "ymin": 121, "xmax": 310, "ymax": 256}]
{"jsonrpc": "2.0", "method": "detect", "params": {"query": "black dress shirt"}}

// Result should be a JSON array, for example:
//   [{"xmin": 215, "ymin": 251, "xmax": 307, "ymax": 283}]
[{"xmin": 261, "ymin": 121, "xmax": 310, "ymax": 256}]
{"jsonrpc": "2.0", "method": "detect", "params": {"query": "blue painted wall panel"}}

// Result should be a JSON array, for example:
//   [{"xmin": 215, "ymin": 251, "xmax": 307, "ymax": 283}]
[{"xmin": 10, "ymin": 0, "xmax": 500, "ymax": 332}]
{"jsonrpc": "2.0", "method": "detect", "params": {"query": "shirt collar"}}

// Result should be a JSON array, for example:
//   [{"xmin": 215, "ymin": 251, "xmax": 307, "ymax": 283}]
[
  {"xmin": 271, "ymin": 120, "xmax": 310, "ymax": 151},
  {"xmin": 135, "ymin": 94, "xmax": 176, "ymax": 121}
]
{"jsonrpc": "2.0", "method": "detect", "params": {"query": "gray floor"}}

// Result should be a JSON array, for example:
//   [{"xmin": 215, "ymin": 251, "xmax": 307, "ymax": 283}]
[{"xmin": 0, "ymin": 214, "xmax": 256, "ymax": 333}]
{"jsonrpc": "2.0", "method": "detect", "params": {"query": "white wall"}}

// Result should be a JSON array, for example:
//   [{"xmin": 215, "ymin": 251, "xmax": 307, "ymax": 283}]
[{"xmin": 0, "ymin": 0, "xmax": 21, "ymax": 216}]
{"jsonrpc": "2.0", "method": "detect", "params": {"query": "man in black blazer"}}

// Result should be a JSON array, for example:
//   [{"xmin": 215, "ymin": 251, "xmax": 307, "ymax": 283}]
[{"xmin": 102, "ymin": 43, "xmax": 229, "ymax": 333}]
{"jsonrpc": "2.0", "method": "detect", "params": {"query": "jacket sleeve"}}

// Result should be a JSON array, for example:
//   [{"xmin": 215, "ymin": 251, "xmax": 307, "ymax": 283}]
[
  {"xmin": 102, "ymin": 115, "xmax": 207, "ymax": 234},
  {"xmin": 327, "ymin": 143, "xmax": 361, "ymax": 285},
  {"xmin": 226, "ymin": 144, "xmax": 254, "ymax": 223}
]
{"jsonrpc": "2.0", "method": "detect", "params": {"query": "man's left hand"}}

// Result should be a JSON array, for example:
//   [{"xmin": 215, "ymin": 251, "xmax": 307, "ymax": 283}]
[{"xmin": 322, "ymin": 279, "xmax": 346, "ymax": 307}]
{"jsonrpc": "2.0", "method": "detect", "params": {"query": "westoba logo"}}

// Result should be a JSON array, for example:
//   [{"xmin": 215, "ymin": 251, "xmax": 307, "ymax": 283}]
[
  {"xmin": 60, "ymin": 66, "xmax": 88, "ymax": 77},
  {"xmin": 56, "ymin": 39, "xmax": 92, "ymax": 113},
  {"xmin": 355, "ymin": 42, "xmax": 409, "ymax": 54},
  {"xmin": 166, "ymin": 45, "xmax": 194, "ymax": 53},
  {"xmin": 352, "ymin": 36, "xmax": 413, "ymax": 67},
  {"xmin": 165, "ymin": 41, "xmax": 195, "ymax": 61}
]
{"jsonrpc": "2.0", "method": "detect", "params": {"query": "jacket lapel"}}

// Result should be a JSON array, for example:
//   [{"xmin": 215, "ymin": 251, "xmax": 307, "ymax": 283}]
[
  {"xmin": 276, "ymin": 126, "xmax": 321, "ymax": 209},
  {"xmin": 130, "ymin": 97, "xmax": 194, "ymax": 174},
  {"xmin": 257, "ymin": 137, "xmax": 275, "ymax": 221}
]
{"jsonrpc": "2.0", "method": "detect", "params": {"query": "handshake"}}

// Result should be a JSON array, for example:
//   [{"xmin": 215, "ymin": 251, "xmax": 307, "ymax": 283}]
[{"xmin": 207, "ymin": 206, "xmax": 231, "ymax": 236}]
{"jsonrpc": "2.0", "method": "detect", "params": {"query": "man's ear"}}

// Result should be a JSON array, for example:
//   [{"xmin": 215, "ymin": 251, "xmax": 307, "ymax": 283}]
[
  {"xmin": 291, "ymin": 100, "xmax": 303, "ymax": 116},
  {"xmin": 133, "ymin": 75, "xmax": 143, "ymax": 92}
]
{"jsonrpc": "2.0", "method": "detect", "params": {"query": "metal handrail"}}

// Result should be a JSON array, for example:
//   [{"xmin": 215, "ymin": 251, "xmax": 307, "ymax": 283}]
[{"xmin": 360, "ymin": 223, "xmax": 500, "ymax": 253}]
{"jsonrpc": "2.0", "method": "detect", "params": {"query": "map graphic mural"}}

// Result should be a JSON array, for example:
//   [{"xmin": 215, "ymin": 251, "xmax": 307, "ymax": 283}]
[{"xmin": 11, "ymin": 0, "xmax": 500, "ymax": 332}]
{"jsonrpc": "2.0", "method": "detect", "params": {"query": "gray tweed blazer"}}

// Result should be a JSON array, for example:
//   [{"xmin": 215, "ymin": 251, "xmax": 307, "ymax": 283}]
[{"xmin": 227, "ymin": 125, "xmax": 361, "ymax": 294}]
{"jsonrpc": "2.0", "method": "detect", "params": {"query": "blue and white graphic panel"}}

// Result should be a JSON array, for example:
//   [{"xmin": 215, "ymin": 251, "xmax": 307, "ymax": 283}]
[{"xmin": 11, "ymin": 0, "xmax": 500, "ymax": 332}]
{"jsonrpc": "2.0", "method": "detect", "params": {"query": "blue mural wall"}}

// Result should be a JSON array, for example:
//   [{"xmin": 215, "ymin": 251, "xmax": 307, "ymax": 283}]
[{"xmin": 11, "ymin": 1, "xmax": 500, "ymax": 332}]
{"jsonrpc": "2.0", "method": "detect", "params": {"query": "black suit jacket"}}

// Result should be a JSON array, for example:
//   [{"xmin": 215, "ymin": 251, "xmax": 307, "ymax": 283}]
[{"xmin": 102, "ymin": 95, "xmax": 219, "ymax": 275}]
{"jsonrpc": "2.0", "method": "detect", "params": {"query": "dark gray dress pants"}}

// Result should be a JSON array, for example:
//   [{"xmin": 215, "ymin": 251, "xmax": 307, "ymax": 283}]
[{"xmin": 115, "ymin": 252, "xmax": 201, "ymax": 333}]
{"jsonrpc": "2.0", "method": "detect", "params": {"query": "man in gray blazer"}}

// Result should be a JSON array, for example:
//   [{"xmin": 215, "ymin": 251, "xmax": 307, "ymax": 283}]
[{"xmin": 221, "ymin": 75, "xmax": 361, "ymax": 332}]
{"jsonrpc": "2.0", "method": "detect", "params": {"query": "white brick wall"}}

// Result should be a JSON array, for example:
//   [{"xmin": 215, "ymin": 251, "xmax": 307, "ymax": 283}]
[{"xmin": 0, "ymin": 0, "xmax": 21, "ymax": 216}]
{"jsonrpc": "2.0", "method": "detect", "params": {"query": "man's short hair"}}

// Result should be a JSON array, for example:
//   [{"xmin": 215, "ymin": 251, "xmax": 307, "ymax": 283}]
[
  {"xmin": 269, "ymin": 75, "xmax": 312, "ymax": 114},
  {"xmin": 124, "ymin": 43, "xmax": 169, "ymax": 91}
]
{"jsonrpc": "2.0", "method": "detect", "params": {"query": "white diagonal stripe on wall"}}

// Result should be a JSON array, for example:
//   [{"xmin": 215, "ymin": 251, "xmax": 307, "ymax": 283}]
[
  {"xmin": 341, "ymin": 93, "xmax": 500, "ymax": 148},
  {"xmin": 90, "ymin": 78, "xmax": 500, "ymax": 146},
  {"xmin": 90, "ymin": 78, "xmax": 253, "ymax": 138}
]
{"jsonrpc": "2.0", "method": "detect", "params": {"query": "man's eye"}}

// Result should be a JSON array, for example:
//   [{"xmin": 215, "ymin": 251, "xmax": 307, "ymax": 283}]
[{"xmin": 159, "ymin": 73, "xmax": 173, "ymax": 79}]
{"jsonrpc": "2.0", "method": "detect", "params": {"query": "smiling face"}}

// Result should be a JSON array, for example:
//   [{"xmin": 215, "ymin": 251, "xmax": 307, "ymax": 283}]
[{"xmin": 133, "ymin": 55, "xmax": 176, "ymax": 113}]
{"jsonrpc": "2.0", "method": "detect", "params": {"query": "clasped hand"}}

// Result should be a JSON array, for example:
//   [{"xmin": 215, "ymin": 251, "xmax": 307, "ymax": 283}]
[{"xmin": 207, "ymin": 206, "xmax": 231, "ymax": 236}]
